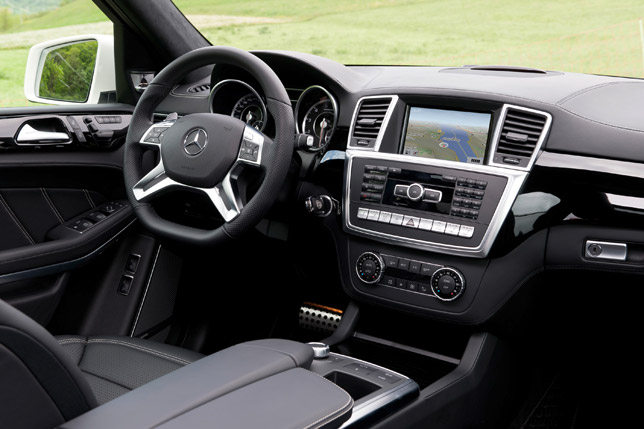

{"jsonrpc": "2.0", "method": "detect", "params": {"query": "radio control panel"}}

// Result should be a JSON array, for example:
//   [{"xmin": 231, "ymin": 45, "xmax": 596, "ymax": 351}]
[{"xmin": 344, "ymin": 151, "xmax": 527, "ymax": 258}]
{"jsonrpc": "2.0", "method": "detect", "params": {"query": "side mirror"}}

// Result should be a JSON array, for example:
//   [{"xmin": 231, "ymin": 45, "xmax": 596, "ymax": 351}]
[{"xmin": 24, "ymin": 34, "xmax": 115, "ymax": 105}]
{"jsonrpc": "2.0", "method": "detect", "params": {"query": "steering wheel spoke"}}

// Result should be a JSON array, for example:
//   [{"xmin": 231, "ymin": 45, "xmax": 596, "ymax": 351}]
[
  {"xmin": 139, "ymin": 121, "xmax": 174, "ymax": 147},
  {"xmin": 132, "ymin": 161, "xmax": 179, "ymax": 202}
]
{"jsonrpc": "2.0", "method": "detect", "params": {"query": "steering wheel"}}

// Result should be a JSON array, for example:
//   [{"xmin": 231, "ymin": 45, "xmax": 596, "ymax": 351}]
[{"xmin": 123, "ymin": 46, "xmax": 294, "ymax": 246}]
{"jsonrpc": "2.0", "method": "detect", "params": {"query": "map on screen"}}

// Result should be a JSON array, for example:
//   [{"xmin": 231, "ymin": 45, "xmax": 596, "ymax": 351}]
[{"xmin": 402, "ymin": 107, "xmax": 490, "ymax": 164}]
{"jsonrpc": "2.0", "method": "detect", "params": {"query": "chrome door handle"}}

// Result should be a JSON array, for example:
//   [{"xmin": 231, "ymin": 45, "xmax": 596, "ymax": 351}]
[{"xmin": 16, "ymin": 124, "xmax": 71, "ymax": 144}]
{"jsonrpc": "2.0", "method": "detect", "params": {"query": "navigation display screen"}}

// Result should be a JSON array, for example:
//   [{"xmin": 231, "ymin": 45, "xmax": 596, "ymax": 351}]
[{"xmin": 402, "ymin": 107, "xmax": 491, "ymax": 164}]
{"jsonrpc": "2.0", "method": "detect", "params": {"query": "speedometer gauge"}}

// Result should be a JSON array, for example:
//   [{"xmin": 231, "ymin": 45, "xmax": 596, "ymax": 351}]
[
  {"xmin": 233, "ymin": 93, "xmax": 265, "ymax": 131},
  {"xmin": 295, "ymin": 85, "xmax": 338, "ymax": 152},
  {"xmin": 303, "ymin": 100, "xmax": 335, "ymax": 148}
]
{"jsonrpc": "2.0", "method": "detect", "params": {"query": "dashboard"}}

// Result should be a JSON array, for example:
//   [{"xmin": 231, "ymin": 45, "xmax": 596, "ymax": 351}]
[{"xmin": 158, "ymin": 51, "xmax": 644, "ymax": 324}]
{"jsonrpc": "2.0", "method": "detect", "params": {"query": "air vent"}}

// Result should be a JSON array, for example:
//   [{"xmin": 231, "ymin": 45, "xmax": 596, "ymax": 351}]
[
  {"xmin": 187, "ymin": 84, "xmax": 211, "ymax": 94},
  {"xmin": 349, "ymin": 97, "xmax": 394, "ymax": 149},
  {"xmin": 493, "ymin": 106, "xmax": 550, "ymax": 168}
]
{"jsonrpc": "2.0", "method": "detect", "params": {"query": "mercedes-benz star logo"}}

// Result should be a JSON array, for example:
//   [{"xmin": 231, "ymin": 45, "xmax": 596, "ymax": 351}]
[{"xmin": 183, "ymin": 128, "xmax": 208, "ymax": 156}]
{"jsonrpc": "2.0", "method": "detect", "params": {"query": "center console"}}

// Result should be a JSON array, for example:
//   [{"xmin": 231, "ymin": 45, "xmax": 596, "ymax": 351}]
[{"xmin": 340, "ymin": 95, "xmax": 552, "ymax": 313}]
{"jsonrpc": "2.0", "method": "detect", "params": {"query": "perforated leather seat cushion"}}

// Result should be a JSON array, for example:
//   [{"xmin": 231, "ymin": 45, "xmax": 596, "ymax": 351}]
[{"xmin": 56, "ymin": 335, "xmax": 203, "ymax": 404}]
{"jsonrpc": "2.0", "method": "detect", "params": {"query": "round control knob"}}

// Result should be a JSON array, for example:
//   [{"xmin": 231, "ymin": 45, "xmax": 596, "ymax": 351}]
[
  {"xmin": 431, "ymin": 267, "xmax": 465, "ymax": 301},
  {"xmin": 407, "ymin": 183, "xmax": 424, "ymax": 201},
  {"xmin": 307, "ymin": 342, "xmax": 330, "ymax": 359},
  {"xmin": 356, "ymin": 252, "xmax": 384, "ymax": 284}
]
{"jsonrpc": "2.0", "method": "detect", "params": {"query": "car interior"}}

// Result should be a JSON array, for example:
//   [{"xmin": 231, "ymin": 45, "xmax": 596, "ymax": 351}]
[{"xmin": 0, "ymin": 0, "xmax": 641, "ymax": 428}]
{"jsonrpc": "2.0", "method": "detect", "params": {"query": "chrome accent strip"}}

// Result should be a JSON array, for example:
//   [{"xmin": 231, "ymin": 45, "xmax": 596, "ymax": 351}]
[
  {"xmin": 208, "ymin": 79, "xmax": 267, "ymax": 132},
  {"xmin": 344, "ymin": 150, "xmax": 527, "ymax": 258},
  {"xmin": 606, "ymin": 193, "xmax": 644, "ymax": 210},
  {"xmin": 487, "ymin": 104, "xmax": 553, "ymax": 171},
  {"xmin": 537, "ymin": 151, "xmax": 644, "ymax": 180},
  {"xmin": 347, "ymin": 95, "xmax": 399, "ymax": 152},
  {"xmin": 130, "ymin": 244, "xmax": 161, "ymax": 337},
  {"xmin": 0, "ymin": 219, "xmax": 136, "ymax": 286}
]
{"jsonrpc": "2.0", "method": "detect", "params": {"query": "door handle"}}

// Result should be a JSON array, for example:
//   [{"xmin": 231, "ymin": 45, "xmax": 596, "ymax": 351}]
[{"xmin": 16, "ymin": 124, "xmax": 71, "ymax": 145}]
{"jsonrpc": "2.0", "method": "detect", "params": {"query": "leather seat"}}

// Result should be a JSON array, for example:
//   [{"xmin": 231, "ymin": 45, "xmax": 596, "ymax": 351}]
[
  {"xmin": 0, "ymin": 298, "xmax": 202, "ymax": 428},
  {"xmin": 55, "ymin": 335, "xmax": 203, "ymax": 405}
]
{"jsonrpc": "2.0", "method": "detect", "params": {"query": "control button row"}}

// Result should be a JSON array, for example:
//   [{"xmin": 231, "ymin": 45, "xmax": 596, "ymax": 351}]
[
  {"xmin": 457, "ymin": 178, "xmax": 487, "ymax": 189},
  {"xmin": 450, "ymin": 207, "xmax": 479, "ymax": 220},
  {"xmin": 343, "ymin": 362, "xmax": 401, "ymax": 384},
  {"xmin": 239, "ymin": 140, "xmax": 260, "ymax": 162},
  {"xmin": 379, "ymin": 275, "xmax": 432, "ymax": 296},
  {"xmin": 452, "ymin": 197, "xmax": 481, "ymax": 209},
  {"xmin": 357, "ymin": 207, "xmax": 475, "ymax": 238},
  {"xmin": 382, "ymin": 255, "xmax": 437, "ymax": 276},
  {"xmin": 95, "ymin": 115, "xmax": 122, "ymax": 124},
  {"xmin": 394, "ymin": 184, "xmax": 442, "ymax": 203},
  {"xmin": 67, "ymin": 201, "xmax": 126, "ymax": 233},
  {"xmin": 454, "ymin": 187, "xmax": 485, "ymax": 199},
  {"xmin": 364, "ymin": 165, "xmax": 401, "ymax": 175}
]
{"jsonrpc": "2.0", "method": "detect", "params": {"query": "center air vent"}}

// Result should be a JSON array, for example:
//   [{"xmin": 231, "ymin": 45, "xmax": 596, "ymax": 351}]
[
  {"xmin": 492, "ymin": 106, "xmax": 551, "ymax": 169},
  {"xmin": 349, "ymin": 96, "xmax": 396, "ymax": 149},
  {"xmin": 187, "ymin": 84, "xmax": 211, "ymax": 94}
]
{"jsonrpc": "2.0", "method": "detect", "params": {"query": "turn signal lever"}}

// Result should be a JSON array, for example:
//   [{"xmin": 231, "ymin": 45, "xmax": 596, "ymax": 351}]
[{"xmin": 305, "ymin": 195, "xmax": 339, "ymax": 217}]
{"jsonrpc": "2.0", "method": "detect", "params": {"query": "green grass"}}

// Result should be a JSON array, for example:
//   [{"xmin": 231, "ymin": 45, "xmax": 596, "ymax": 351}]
[
  {"xmin": 2, "ymin": 0, "xmax": 644, "ymax": 107},
  {"xmin": 0, "ymin": 48, "xmax": 40, "ymax": 107}
]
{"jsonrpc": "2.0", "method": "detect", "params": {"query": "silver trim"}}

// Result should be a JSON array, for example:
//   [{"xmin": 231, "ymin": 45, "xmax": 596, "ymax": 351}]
[
  {"xmin": 16, "ymin": 124, "xmax": 72, "ymax": 145},
  {"xmin": 488, "ymin": 104, "xmax": 552, "ymax": 171},
  {"xmin": 133, "ymin": 124, "xmax": 264, "ymax": 222},
  {"xmin": 130, "ymin": 245, "xmax": 162, "ymax": 337},
  {"xmin": 537, "ymin": 151, "xmax": 644, "ymax": 180},
  {"xmin": 606, "ymin": 193, "xmax": 644, "ymax": 211},
  {"xmin": 406, "ymin": 183, "xmax": 424, "ymax": 201},
  {"xmin": 294, "ymin": 85, "xmax": 339, "ymax": 151},
  {"xmin": 347, "ymin": 95, "xmax": 398, "ymax": 152},
  {"xmin": 430, "ymin": 267, "xmax": 465, "ymax": 302},
  {"xmin": 355, "ymin": 251, "xmax": 385, "ymax": 284},
  {"xmin": 344, "ymin": 151, "xmax": 527, "ymax": 258},
  {"xmin": 0, "ymin": 219, "xmax": 136, "ymax": 286},
  {"xmin": 208, "ymin": 79, "xmax": 267, "ymax": 132},
  {"xmin": 584, "ymin": 240, "xmax": 627, "ymax": 261}
]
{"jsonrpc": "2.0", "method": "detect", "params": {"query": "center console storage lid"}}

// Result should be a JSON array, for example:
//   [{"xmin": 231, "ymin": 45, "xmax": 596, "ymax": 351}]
[
  {"xmin": 62, "ymin": 339, "xmax": 318, "ymax": 428},
  {"xmin": 157, "ymin": 368, "xmax": 352, "ymax": 429}
]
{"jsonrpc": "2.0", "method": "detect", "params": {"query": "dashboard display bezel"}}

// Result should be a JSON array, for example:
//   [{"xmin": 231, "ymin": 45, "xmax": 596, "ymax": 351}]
[{"xmin": 398, "ymin": 105, "xmax": 495, "ymax": 165}]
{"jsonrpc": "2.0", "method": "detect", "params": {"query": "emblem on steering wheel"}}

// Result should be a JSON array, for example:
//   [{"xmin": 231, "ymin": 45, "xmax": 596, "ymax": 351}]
[{"xmin": 183, "ymin": 128, "xmax": 208, "ymax": 156}]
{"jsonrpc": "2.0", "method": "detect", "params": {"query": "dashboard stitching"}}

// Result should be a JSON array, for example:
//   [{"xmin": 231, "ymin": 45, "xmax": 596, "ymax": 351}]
[{"xmin": 555, "ymin": 80, "xmax": 643, "ymax": 105}]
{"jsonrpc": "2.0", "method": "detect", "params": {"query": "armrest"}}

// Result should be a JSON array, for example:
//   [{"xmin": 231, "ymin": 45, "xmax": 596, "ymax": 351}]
[
  {"xmin": 62, "ymin": 339, "xmax": 318, "ymax": 428},
  {"xmin": 156, "ymin": 369, "xmax": 352, "ymax": 429}
]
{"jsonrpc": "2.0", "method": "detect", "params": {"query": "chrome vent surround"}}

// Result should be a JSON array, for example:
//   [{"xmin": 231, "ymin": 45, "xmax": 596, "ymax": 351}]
[
  {"xmin": 348, "ymin": 95, "xmax": 398, "ymax": 151},
  {"xmin": 490, "ymin": 104, "xmax": 552, "ymax": 170}
]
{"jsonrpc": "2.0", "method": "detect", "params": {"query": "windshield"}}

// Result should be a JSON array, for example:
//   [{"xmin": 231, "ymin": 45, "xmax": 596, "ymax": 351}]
[{"xmin": 174, "ymin": 0, "xmax": 644, "ymax": 77}]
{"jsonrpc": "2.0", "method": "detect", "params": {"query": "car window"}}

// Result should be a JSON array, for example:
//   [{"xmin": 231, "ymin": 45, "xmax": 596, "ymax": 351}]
[
  {"xmin": 174, "ymin": 0, "xmax": 644, "ymax": 78},
  {"xmin": 0, "ymin": 0, "xmax": 110, "ymax": 107}
]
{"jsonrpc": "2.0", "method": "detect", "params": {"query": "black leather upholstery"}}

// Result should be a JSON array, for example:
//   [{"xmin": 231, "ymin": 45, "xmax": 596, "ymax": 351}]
[
  {"xmin": 56, "ymin": 335, "xmax": 203, "ymax": 405},
  {"xmin": 0, "ymin": 299, "xmax": 97, "ymax": 428}
]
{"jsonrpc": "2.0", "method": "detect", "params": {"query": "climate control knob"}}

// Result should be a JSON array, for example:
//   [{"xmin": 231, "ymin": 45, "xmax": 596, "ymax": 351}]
[
  {"xmin": 356, "ymin": 252, "xmax": 384, "ymax": 284},
  {"xmin": 431, "ymin": 267, "xmax": 465, "ymax": 301}
]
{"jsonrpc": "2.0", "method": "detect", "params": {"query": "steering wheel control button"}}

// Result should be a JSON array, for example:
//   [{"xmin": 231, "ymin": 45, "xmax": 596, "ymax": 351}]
[
  {"xmin": 407, "ymin": 183, "xmax": 424, "ymax": 201},
  {"xmin": 431, "ymin": 267, "xmax": 465, "ymax": 301},
  {"xmin": 356, "ymin": 252, "xmax": 384, "ymax": 284},
  {"xmin": 402, "ymin": 215, "xmax": 420, "ymax": 228}
]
